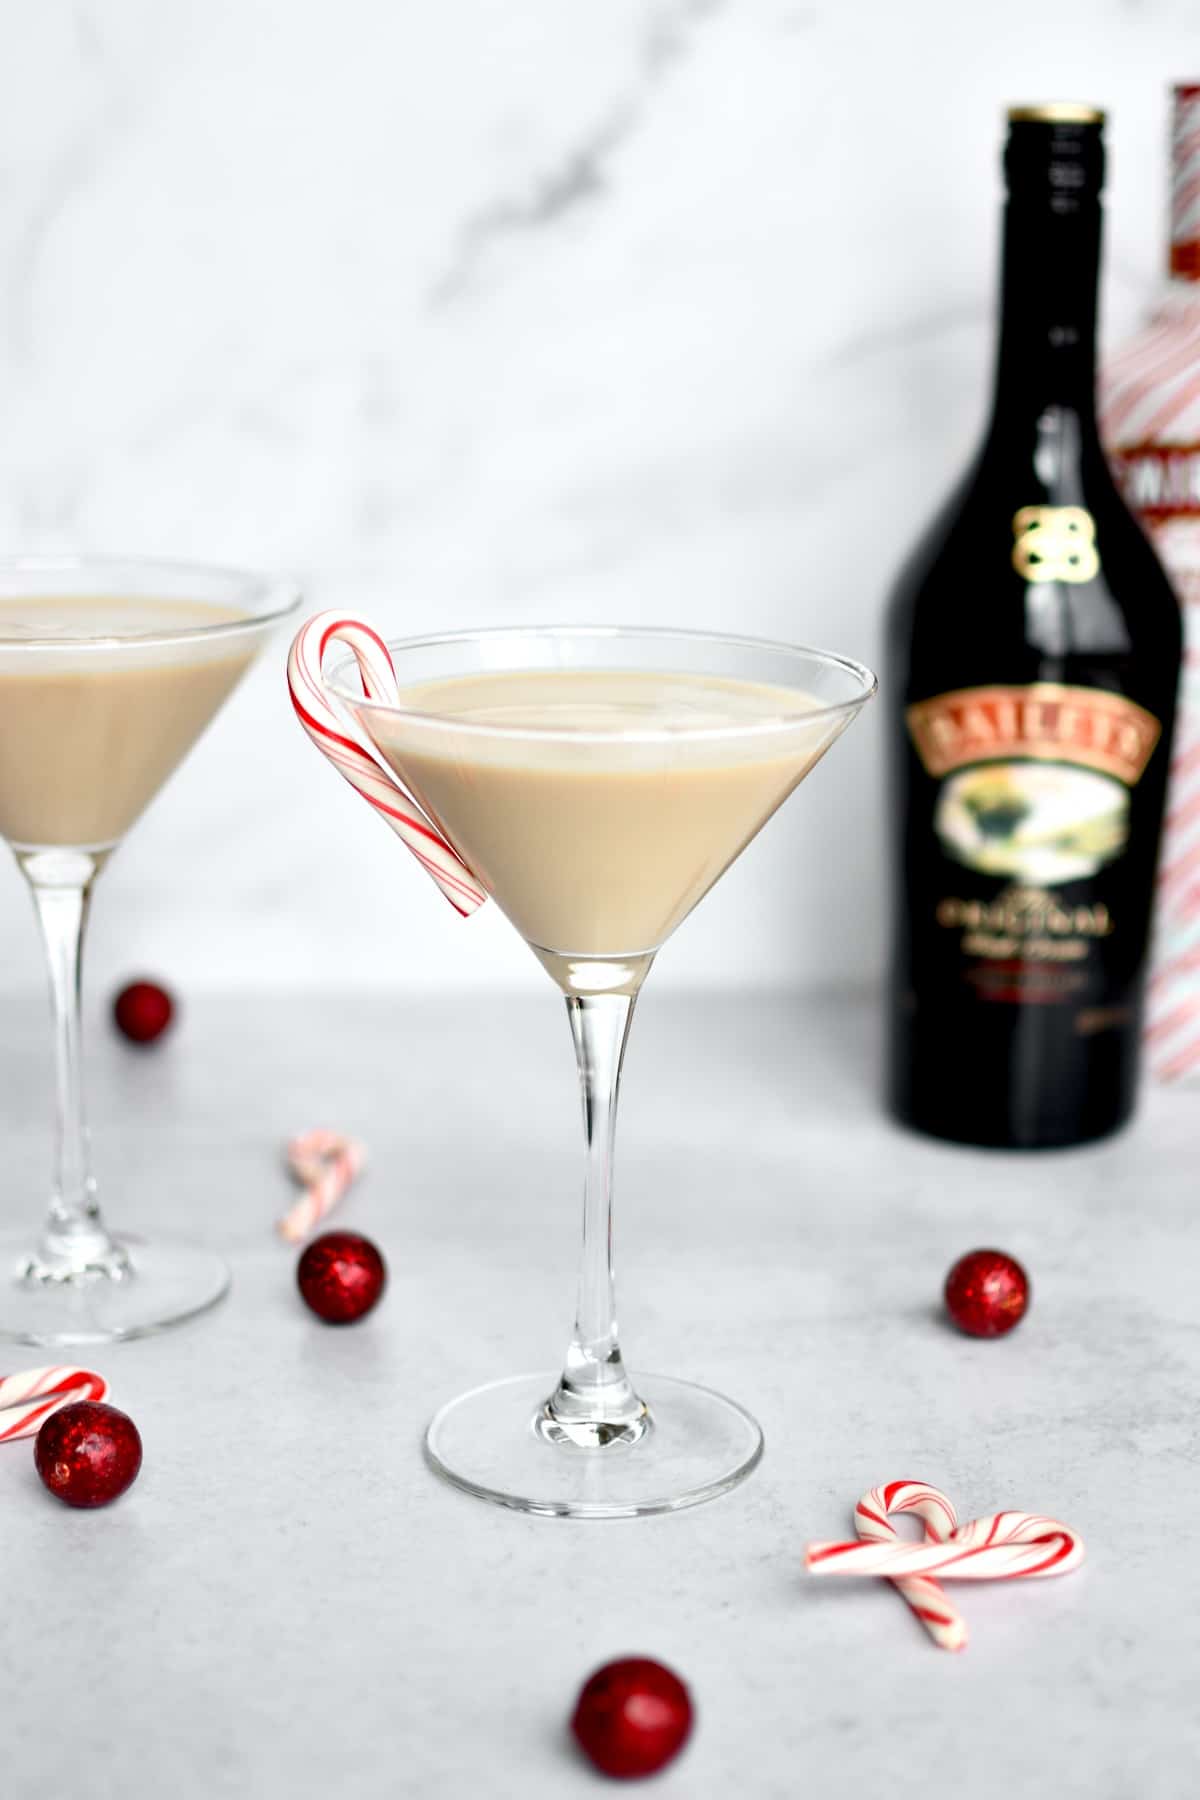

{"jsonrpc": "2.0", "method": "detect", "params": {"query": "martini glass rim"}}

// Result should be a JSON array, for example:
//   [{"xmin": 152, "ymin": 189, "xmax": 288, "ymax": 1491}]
[
  {"xmin": 325, "ymin": 622, "xmax": 877, "ymax": 746},
  {"xmin": 0, "ymin": 553, "xmax": 300, "ymax": 651}
]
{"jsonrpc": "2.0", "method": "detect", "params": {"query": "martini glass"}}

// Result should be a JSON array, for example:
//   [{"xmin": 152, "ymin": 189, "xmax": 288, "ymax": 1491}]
[
  {"xmin": 327, "ymin": 625, "xmax": 875, "ymax": 1517},
  {"xmin": 0, "ymin": 555, "xmax": 298, "ymax": 1346}
]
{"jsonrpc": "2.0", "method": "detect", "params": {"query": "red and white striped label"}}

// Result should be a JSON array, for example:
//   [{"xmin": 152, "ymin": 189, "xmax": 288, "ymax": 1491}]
[
  {"xmin": 1108, "ymin": 442, "xmax": 1200, "ymax": 521},
  {"xmin": 1099, "ymin": 85, "xmax": 1200, "ymax": 1078}
]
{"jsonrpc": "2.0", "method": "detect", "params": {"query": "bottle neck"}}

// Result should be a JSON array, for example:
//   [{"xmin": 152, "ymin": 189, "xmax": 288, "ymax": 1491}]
[{"xmin": 989, "ymin": 196, "xmax": 1102, "ymax": 435}]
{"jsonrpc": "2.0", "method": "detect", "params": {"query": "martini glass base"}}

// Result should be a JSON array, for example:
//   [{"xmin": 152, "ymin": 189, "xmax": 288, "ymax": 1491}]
[
  {"xmin": 425, "ymin": 1372, "xmax": 763, "ymax": 1519},
  {"xmin": 0, "ymin": 1232, "xmax": 230, "ymax": 1347}
]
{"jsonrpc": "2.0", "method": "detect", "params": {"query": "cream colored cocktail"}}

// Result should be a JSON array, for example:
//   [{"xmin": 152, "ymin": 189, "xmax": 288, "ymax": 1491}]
[
  {"xmin": 360, "ymin": 668, "xmax": 834, "ymax": 969},
  {"xmin": 0, "ymin": 598, "xmax": 254, "ymax": 849}
]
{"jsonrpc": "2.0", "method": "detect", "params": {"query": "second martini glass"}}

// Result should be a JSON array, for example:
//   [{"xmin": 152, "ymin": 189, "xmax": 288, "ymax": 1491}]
[
  {"xmin": 325, "ymin": 625, "xmax": 875, "ymax": 1517},
  {"xmin": 0, "ymin": 556, "xmax": 298, "ymax": 1346}
]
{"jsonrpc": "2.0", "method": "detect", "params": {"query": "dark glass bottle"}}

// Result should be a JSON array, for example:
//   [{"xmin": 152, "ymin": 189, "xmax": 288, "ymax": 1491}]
[{"xmin": 886, "ymin": 106, "xmax": 1182, "ymax": 1149}]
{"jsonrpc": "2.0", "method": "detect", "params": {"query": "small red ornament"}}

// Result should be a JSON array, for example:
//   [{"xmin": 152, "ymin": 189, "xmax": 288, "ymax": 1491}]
[
  {"xmin": 571, "ymin": 1657, "xmax": 693, "ymax": 1781},
  {"xmin": 35, "ymin": 1401, "xmax": 143, "ymax": 1508},
  {"xmin": 297, "ymin": 1230, "xmax": 386, "ymax": 1324},
  {"xmin": 113, "ymin": 980, "xmax": 174, "ymax": 1045},
  {"xmin": 944, "ymin": 1248, "xmax": 1029, "ymax": 1338}
]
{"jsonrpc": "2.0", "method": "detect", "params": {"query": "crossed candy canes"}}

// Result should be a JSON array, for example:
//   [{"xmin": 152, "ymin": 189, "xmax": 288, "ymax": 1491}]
[
  {"xmin": 805, "ymin": 1479, "xmax": 1085, "ymax": 1651},
  {"xmin": 278, "ymin": 1129, "xmax": 368, "ymax": 1244}
]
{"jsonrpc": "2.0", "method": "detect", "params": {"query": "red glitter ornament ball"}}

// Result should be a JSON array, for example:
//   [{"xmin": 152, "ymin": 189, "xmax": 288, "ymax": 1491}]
[
  {"xmin": 113, "ymin": 980, "xmax": 174, "ymax": 1045},
  {"xmin": 297, "ymin": 1231, "xmax": 387, "ymax": 1324},
  {"xmin": 571, "ymin": 1657, "xmax": 693, "ymax": 1781},
  {"xmin": 35, "ymin": 1401, "xmax": 143, "ymax": 1509},
  {"xmin": 944, "ymin": 1248, "xmax": 1029, "ymax": 1338}
]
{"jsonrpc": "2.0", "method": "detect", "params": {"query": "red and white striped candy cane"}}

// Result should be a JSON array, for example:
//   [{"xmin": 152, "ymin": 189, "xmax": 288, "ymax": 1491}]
[
  {"xmin": 805, "ymin": 1480, "xmax": 1084, "ymax": 1650},
  {"xmin": 279, "ymin": 1129, "xmax": 367, "ymax": 1244},
  {"xmin": 287, "ymin": 611, "xmax": 486, "ymax": 918},
  {"xmin": 842, "ymin": 1479, "xmax": 968, "ymax": 1651},
  {"xmin": 808, "ymin": 1502, "xmax": 1083, "ymax": 1581},
  {"xmin": 0, "ymin": 1365, "xmax": 108, "ymax": 1443}
]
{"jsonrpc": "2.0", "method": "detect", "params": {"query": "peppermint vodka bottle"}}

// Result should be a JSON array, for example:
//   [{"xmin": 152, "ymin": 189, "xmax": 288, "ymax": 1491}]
[{"xmin": 1103, "ymin": 83, "xmax": 1200, "ymax": 1080}]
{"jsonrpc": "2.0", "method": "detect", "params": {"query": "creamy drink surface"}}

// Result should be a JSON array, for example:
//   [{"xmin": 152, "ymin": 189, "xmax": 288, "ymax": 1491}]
[
  {"xmin": 0, "ymin": 597, "xmax": 255, "ymax": 848},
  {"xmin": 354, "ymin": 668, "xmax": 837, "ymax": 957}
]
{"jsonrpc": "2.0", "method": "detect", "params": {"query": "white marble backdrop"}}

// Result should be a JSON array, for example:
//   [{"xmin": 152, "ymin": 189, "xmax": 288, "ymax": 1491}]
[{"xmin": 0, "ymin": 0, "xmax": 1194, "ymax": 993}]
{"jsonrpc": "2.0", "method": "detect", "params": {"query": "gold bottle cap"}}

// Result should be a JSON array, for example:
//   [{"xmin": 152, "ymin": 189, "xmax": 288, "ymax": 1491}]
[{"xmin": 1007, "ymin": 103, "xmax": 1105, "ymax": 125}]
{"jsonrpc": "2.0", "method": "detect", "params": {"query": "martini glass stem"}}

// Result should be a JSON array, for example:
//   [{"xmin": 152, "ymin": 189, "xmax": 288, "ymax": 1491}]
[
  {"xmin": 539, "ymin": 991, "xmax": 649, "ymax": 1448},
  {"xmin": 20, "ymin": 850, "xmax": 125, "ymax": 1277}
]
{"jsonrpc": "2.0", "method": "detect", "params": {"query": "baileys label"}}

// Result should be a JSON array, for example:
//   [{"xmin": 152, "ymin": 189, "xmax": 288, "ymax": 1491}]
[
  {"xmin": 906, "ymin": 683, "xmax": 1160, "ymax": 788},
  {"xmin": 907, "ymin": 683, "xmax": 1164, "ymax": 995}
]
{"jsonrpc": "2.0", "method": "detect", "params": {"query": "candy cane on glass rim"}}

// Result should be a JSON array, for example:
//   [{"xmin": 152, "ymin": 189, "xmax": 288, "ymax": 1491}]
[
  {"xmin": 286, "ymin": 612, "xmax": 485, "ymax": 917},
  {"xmin": 0, "ymin": 1365, "xmax": 108, "ymax": 1443}
]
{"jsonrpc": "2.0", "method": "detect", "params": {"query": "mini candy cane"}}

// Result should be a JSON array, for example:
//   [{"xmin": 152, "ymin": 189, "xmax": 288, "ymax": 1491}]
[
  {"xmin": 279, "ymin": 1129, "xmax": 367, "ymax": 1244},
  {"xmin": 287, "ymin": 611, "xmax": 486, "ymax": 917},
  {"xmin": 0, "ymin": 1366, "xmax": 108, "ymax": 1444},
  {"xmin": 806, "ymin": 1479, "xmax": 1084, "ymax": 1651},
  {"xmin": 844, "ymin": 1480, "xmax": 968, "ymax": 1651}
]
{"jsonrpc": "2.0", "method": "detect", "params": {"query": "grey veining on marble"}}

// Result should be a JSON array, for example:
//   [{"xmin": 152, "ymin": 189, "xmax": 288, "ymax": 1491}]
[
  {"xmin": 0, "ymin": 989, "xmax": 1196, "ymax": 1799},
  {"xmin": 0, "ymin": 2, "xmax": 1193, "ymax": 996}
]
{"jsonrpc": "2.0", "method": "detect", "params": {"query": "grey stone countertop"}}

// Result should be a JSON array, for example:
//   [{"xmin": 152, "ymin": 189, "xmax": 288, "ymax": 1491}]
[{"xmin": 1, "ymin": 989, "xmax": 1196, "ymax": 1799}]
